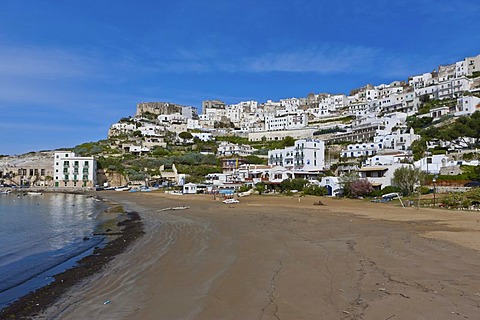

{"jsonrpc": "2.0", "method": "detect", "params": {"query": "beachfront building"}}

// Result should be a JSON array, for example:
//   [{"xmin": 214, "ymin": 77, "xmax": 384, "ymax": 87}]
[
  {"xmin": 182, "ymin": 183, "xmax": 197, "ymax": 194},
  {"xmin": 357, "ymin": 163, "xmax": 406, "ymax": 190},
  {"xmin": 53, "ymin": 151, "xmax": 97, "ymax": 188},
  {"xmin": 268, "ymin": 139, "xmax": 326, "ymax": 171},
  {"xmin": 319, "ymin": 176, "xmax": 342, "ymax": 196}
]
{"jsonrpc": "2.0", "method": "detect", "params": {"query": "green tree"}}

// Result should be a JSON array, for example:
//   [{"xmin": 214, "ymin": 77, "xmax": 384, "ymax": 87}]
[
  {"xmin": 339, "ymin": 172, "xmax": 360, "ymax": 197},
  {"xmin": 245, "ymin": 155, "xmax": 267, "ymax": 165},
  {"xmin": 439, "ymin": 111, "xmax": 480, "ymax": 147},
  {"xmin": 179, "ymin": 132, "xmax": 193, "ymax": 141},
  {"xmin": 303, "ymin": 185, "xmax": 328, "ymax": 196},
  {"xmin": 279, "ymin": 178, "xmax": 308, "ymax": 193},
  {"xmin": 282, "ymin": 136, "xmax": 295, "ymax": 147},
  {"xmin": 392, "ymin": 166, "xmax": 425, "ymax": 195}
]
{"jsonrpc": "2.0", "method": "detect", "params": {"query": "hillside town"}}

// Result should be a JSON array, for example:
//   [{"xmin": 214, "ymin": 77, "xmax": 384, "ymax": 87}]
[{"xmin": 1, "ymin": 53, "xmax": 480, "ymax": 199}]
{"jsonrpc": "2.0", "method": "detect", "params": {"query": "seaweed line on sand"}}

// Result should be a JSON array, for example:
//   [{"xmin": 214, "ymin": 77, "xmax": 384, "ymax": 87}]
[{"xmin": 0, "ymin": 211, "xmax": 145, "ymax": 320}]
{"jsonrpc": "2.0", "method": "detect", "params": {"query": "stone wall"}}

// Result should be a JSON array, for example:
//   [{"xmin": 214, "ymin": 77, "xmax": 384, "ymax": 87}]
[{"xmin": 135, "ymin": 102, "xmax": 184, "ymax": 117}]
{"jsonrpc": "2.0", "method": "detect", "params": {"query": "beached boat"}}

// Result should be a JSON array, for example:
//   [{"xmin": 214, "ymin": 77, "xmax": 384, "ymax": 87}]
[
  {"xmin": 114, "ymin": 186, "xmax": 131, "ymax": 191},
  {"xmin": 223, "ymin": 198, "xmax": 239, "ymax": 204}
]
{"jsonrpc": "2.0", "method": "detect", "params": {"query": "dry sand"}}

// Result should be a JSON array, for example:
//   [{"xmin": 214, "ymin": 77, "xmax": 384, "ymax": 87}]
[{"xmin": 37, "ymin": 193, "xmax": 480, "ymax": 319}]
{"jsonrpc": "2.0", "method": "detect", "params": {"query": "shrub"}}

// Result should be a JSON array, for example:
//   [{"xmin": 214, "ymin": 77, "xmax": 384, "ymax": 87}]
[
  {"xmin": 349, "ymin": 179, "xmax": 373, "ymax": 198},
  {"xmin": 303, "ymin": 185, "xmax": 328, "ymax": 196}
]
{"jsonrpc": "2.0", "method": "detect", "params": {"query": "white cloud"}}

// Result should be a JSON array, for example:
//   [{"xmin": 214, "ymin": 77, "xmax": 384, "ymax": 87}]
[
  {"xmin": 0, "ymin": 45, "xmax": 96, "ymax": 79},
  {"xmin": 240, "ymin": 45, "xmax": 380, "ymax": 74}
]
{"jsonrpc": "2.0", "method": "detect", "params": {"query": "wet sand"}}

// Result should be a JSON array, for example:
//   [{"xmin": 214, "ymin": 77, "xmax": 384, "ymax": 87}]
[{"xmin": 37, "ymin": 192, "xmax": 480, "ymax": 319}]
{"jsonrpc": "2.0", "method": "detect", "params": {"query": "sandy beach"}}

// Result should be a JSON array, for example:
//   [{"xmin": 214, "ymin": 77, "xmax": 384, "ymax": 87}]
[{"xmin": 35, "ymin": 192, "xmax": 480, "ymax": 320}]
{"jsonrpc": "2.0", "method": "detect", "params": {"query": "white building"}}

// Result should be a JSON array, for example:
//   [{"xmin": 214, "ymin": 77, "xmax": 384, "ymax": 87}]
[
  {"xmin": 454, "ymin": 96, "xmax": 480, "ymax": 116},
  {"xmin": 183, "ymin": 183, "xmax": 197, "ymax": 194},
  {"xmin": 358, "ymin": 163, "xmax": 407, "ymax": 190},
  {"xmin": 191, "ymin": 132, "xmax": 213, "ymax": 142},
  {"xmin": 268, "ymin": 139, "xmax": 325, "ymax": 171},
  {"xmin": 53, "ymin": 151, "xmax": 96, "ymax": 188},
  {"xmin": 319, "ymin": 176, "xmax": 342, "ymax": 196},
  {"xmin": 374, "ymin": 128, "xmax": 419, "ymax": 152},
  {"xmin": 365, "ymin": 154, "xmax": 411, "ymax": 166},
  {"xmin": 341, "ymin": 142, "xmax": 383, "ymax": 158},
  {"xmin": 264, "ymin": 113, "xmax": 308, "ymax": 131},
  {"xmin": 108, "ymin": 122, "xmax": 136, "ymax": 137},
  {"xmin": 217, "ymin": 142, "xmax": 256, "ymax": 157},
  {"xmin": 414, "ymin": 155, "xmax": 449, "ymax": 174}
]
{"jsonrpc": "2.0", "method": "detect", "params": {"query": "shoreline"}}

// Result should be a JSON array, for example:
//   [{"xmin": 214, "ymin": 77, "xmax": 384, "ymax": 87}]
[{"xmin": 0, "ymin": 194, "xmax": 144, "ymax": 320}]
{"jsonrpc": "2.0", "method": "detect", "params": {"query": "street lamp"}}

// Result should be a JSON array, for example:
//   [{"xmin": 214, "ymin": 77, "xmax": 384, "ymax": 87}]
[{"xmin": 432, "ymin": 178, "xmax": 436, "ymax": 207}]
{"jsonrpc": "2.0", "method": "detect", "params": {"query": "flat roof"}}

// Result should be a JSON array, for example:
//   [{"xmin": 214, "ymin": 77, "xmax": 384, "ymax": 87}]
[{"xmin": 358, "ymin": 167, "xmax": 388, "ymax": 172}]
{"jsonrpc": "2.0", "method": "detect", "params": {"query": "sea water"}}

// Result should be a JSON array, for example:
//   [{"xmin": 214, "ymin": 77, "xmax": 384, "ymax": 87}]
[{"xmin": 0, "ymin": 192, "xmax": 108, "ymax": 309}]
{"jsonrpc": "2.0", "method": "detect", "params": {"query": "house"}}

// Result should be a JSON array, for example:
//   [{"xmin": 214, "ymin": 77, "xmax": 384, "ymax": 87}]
[
  {"xmin": 357, "ymin": 163, "xmax": 406, "ymax": 190},
  {"xmin": 429, "ymin": 106, "xmax": 450, "ymax": 119},
  {"xmin": 183, "ymin": 183, "xmax": 197, "ymax": 194},
  {"xmin": 222, "ymin": 158, "xmax": 248, "ymax": 174},
  {"xmin": 319, "ymin": 176, "xmax": 341, "ymax": 196},
  {"xmin": 414, "ymin": 155, "xmax": 449, "ymax": 174},
  {"xmin": 160, "ymin": 164, "xmax": 186, "ymax": 186}
]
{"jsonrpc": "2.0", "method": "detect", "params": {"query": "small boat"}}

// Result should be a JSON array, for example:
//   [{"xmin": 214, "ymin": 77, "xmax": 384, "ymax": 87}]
[
  {"xmin": 171, "ymin": 206, "xmax": 190, "ymax": 210},
  {"xmin": 0, "ymin": 190, "xmax": 11, "ymax": 195},
  {"xmin": 27, "ymin": 192, "xmax": 43, "ymax": 196},
  {"xmin": 223, "ymin": 198, "xmax": 239, "ymax": 204},
  {"xmin": 114, "ymin": 186, "xmax": 131, "ymax": 191}
]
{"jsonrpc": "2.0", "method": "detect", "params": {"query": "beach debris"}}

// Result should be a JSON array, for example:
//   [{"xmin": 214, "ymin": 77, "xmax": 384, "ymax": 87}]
[
  {"xmin": 378, "ymin": 288, "xmax": 387, "ymax": 291},
  {"xmin": 103, "ymin": 300, "xmax": 111, "ymax": 305},
  {"xmin": 342, "ymin": 310, "xmax": 351, "ymax": 315},
  {"xmin": 313, "ymin": 200, "xmax": 325, "ymax": 206}
]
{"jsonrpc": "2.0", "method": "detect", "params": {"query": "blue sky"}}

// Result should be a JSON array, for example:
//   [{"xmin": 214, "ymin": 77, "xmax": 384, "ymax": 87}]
[{"xmin": 1, "ymin": 0, "xmax": 479, "ymax": 155}]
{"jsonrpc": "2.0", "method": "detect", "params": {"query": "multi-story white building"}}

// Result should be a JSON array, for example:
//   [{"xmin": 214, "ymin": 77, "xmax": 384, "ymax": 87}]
[
  {"xmin": 454, "ymin": 96, "xmax": 480, "ymax": 116},
  {"xmin": 268, "ymin": 139, "xmax": 325, "ymax": 171},
  {"xmin": 456, "ymin": 54, "xmax": 480, "ymax": 77},
  {"xmin": 217, "ymin": 142, "xmax": 256, "ymax": 157},
  {"xmin": 264, "ymin": 113, "xmax": 307, "ymax": 131},
  {"xmin": 341, "ymin": 142, "xmax": 383, "ymax": 158},
  {"xmin": 53, "ymin": 151, "xmax": 96, "ymax": 188},
  {"xmin": 374, "ymin": 128, "xmax": 419, "ymax": 152}
]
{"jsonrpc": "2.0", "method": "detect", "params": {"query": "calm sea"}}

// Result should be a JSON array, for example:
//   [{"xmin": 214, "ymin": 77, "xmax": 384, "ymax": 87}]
[{"xmin": 0, "ymin": 192, "xmax": 108, "ymax": 309}]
